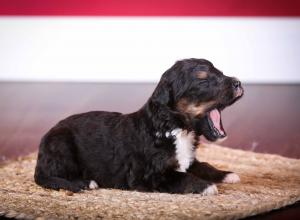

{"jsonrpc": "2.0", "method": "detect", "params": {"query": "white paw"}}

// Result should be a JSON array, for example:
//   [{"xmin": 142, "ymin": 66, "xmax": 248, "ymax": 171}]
[
  {"xmin": 202, "ymin": 184, "xmax": 218, "ymax": 196},
  {"xmin": 222, "ymin": 173, "xmax": 240, "ymax": 184},
  {"xmin": 89, "ymin": 180, "xmax": 99, "ymax": 189}
]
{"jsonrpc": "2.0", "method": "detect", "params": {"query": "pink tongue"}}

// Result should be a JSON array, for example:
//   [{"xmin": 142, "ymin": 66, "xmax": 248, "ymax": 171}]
[{"xmin": 209, "ymin": 109, "xmax": 225, "ymax": 135}]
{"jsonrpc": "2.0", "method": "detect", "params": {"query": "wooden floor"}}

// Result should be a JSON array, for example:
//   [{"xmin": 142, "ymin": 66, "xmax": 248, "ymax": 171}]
[
  {"xmin": 1, "ymin": 82, "xmax": 299, "ymax": 161},
  {"xmin": 0, "ymin": 82, "xmax": 299, "ymax": 219}
]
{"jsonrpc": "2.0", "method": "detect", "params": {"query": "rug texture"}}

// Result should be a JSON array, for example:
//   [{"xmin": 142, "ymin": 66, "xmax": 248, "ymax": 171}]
[{"xmin": 0, "ymin": 144, "xmax": 300, "ymax": 220}]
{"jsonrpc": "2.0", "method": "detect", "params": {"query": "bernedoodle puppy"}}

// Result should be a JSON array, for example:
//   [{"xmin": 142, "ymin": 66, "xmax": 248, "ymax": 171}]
[{"xmin": 34, "ymin": 58, "xmax": 244, "ymax": 195}]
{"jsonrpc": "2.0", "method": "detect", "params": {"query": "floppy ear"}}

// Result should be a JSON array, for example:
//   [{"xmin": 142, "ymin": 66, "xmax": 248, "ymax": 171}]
[
  {"xmin": 151, "ymin": 78, "xmax": 172, "ymax": 107},
  {"xmin": 145, "ymin": 61, "xmax": 188, "ymax": 131},
  {"xmin": 148, "ymin": 77, "xmax": 187, "ymax": 131},
  {"xmin": 151, "ymin": 60, "xmax": 185, "ymax": 106}
]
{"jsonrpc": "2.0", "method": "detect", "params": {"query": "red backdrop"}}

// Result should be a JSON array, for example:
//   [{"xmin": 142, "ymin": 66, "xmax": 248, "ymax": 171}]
[{"xmin": 0, "ymin": 0, "xmax": 300, "ymax": 16}]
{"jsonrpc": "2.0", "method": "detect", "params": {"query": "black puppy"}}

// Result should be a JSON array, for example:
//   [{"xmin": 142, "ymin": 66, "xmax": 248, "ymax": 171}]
[{"xmin": 34, "ymin": 58, "xmax": 243, "ymax": 195}]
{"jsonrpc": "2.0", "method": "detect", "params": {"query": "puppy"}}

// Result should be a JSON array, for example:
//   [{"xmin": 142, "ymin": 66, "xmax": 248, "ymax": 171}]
[{"xmin": 34, "ymin": 58, "xmax": 243, "ymax": 194}]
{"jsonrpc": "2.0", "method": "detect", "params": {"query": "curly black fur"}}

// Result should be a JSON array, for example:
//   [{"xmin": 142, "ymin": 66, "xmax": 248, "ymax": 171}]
[{"xmin": 34, "ymin": 58, "xmax": 243, "ymax": 193}]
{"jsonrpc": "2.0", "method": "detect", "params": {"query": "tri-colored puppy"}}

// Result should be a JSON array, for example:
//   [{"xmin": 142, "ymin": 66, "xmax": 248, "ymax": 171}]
[{"xmin": 34, "ymin": 58, "xmax": 244, "ymax": 194}]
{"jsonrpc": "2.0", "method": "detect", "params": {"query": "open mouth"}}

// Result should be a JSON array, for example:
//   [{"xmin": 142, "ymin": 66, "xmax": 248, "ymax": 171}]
[{"xmin": 205, "ymin": 108, "xmax": 227, "ymax": 141}]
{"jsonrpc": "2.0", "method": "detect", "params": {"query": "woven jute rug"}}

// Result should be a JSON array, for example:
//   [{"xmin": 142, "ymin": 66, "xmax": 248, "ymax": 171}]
[{"xmin": 0, "ymin": 144, "xmax": 300, "ymax": 220}]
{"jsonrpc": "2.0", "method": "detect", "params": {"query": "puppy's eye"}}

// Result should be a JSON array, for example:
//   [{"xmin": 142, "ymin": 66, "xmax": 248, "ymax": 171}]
[
  {"xmin": 197, "ymin": 77, "xmax": 208, "ymax": 82},
  {"xmin": 196, "ymin": 79, "xmax": 209, "ymax": 86}
]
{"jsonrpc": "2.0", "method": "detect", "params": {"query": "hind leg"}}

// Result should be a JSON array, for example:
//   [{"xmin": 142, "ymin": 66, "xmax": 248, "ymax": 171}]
[
  {"xmin": 34, "ymin": 127, "xmax": 94, "ymax": 192},
  {"xmin": 35, "ymin": 176, "xmax": 91, "ymax": 192}
]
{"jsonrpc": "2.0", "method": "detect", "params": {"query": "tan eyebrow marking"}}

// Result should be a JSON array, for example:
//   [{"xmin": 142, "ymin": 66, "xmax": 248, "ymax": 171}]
[{"xmin": 196, "ymin": 71, "xmax": 208, "ymax": 79}]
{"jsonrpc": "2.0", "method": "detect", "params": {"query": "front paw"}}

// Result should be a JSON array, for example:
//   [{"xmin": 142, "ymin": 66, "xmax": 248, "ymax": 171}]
[
  {"xmin": 201, "ymin": 184, "xmax": 218, "ymax": 196},
  {"xmin": 222, "ymin": 172, "xmax": 240, "ymax": 184},
  {"xmin": 183, "ymin": 178, "xmax": 218, "ymax": 195}
]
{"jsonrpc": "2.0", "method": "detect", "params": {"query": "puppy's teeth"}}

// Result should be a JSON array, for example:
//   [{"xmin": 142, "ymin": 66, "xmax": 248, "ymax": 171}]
[
  {"xmin": 202, "ymin": 184, "xmax": 218, "ymax": 196},
  {"xmin": 222, "ymin": 173, "xmax": 240, "ymax": 184},
  {"xmin": 89, "ymin": 180, "xmax": 99, "ymax": 189}
]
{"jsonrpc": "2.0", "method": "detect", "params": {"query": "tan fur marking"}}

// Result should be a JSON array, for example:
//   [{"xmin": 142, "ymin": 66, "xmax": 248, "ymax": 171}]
[
  {"xmin": 196, "ymin": 71, "xmax": 208, "ymax": 79},
  {"xmin": 177, "ymin": 99, "xmax": 215, "ymax": 116}
]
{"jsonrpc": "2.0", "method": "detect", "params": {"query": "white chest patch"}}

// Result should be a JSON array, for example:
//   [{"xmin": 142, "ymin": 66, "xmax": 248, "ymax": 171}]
[{"xmin": 171, "ymin": 128, "xmax": 196, "ymax": 172}]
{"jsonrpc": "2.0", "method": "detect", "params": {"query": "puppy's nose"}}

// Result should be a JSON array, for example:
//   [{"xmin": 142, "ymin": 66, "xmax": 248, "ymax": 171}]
[{"xmin": 232, "ymin": 78, "xmax": 241, "ymax": 89}]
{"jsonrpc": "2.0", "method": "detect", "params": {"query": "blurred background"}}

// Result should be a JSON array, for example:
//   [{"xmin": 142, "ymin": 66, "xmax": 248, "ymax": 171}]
[{"xmin": 0, "ymin": 0, "xmax": 300, "ymax": 161}]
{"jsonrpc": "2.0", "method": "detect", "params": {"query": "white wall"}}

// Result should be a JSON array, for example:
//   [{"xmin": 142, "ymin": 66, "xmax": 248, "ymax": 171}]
[{"xmin": 0, "ymin": 17, "xmax": 300, "ymax": 83}]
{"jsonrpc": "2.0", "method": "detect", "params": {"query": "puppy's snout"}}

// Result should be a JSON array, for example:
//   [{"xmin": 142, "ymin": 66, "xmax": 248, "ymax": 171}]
[
  {"xmin": 232, "ymin": 78, "xmax": 241, "ymax": 89},
  {"xmin": 231, "ymin": 77, "xmax": 243, "ymax": 98}
]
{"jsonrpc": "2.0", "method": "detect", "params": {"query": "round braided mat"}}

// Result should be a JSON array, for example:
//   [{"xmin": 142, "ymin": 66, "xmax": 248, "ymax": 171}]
[{"xmin": 0, "ymin": 144, "xmax": 300, "ymax": 220}]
